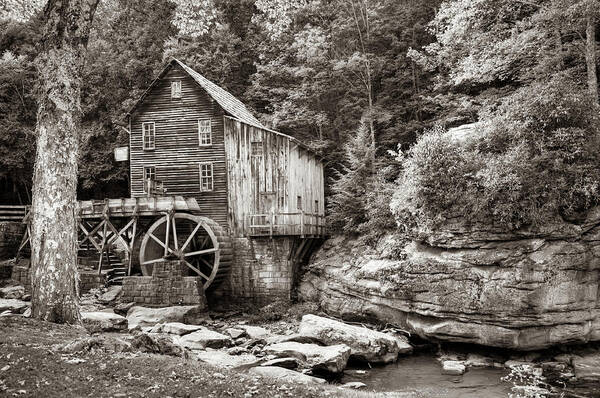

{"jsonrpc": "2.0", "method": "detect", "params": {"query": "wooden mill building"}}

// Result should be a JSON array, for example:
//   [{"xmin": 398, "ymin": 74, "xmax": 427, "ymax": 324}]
[{"xmin": 124, "ymin": 58, "xmax": 326, "ymax": 303}]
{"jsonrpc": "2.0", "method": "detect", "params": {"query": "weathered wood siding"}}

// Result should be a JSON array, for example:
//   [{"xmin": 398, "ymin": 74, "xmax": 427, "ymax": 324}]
[
  {"xmin": 224, "ymin": 117, "xmax": 325, "ymax": 237},
  {"xmin": 129, "ymin": 64, "xmax": 228, "ymax": 226}
]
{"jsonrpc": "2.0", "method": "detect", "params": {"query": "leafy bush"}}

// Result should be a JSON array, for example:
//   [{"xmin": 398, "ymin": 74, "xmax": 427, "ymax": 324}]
[{"xmin": 392, "ymin": 75, "xmax": 600, "ymax": 231}]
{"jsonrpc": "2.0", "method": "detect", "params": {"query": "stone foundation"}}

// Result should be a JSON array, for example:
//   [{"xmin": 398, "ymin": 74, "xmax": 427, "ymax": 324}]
[
  {"xmin": 121, "ymin": 260, "xmax": 207, "ymax": 308},
  {"xmin": 0, "ymin": 222, "xmax": 25, "ymax": 260},
  {"xmin": 210, "ymin": 237, "xmax": 297, "ymax": 306},
  {"xmin": 11, "ymin": 260, "xmax": 106, "ymax": 294}
]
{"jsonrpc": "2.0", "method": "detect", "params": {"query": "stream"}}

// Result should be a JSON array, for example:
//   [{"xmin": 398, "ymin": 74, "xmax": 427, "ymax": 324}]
[{"xmin": 340, "ymin": 353, "xmax": 512, "ymax": 397}]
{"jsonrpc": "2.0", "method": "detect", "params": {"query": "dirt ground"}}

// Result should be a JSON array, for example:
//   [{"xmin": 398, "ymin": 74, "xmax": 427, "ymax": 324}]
[{"xmin": 0, "ymin": 315, "xmax": 335, "ymax": 398}]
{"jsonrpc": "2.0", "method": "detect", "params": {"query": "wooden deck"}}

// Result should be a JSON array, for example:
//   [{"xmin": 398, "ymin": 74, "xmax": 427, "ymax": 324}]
[{"xmin": 246, "ymin": 212, "xmax": 326, "ymax": 237}]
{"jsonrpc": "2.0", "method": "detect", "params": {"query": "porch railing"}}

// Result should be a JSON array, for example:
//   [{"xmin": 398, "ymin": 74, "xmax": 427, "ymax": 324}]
[{"xmin": 246, "ymin": 211, "xmax": 326, "ymax": 237}]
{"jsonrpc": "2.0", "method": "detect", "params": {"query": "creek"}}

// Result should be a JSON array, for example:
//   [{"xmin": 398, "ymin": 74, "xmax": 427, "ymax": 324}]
[{"xmin": 340, "ymin": 353, "xmax": 512, "ymax": 397}]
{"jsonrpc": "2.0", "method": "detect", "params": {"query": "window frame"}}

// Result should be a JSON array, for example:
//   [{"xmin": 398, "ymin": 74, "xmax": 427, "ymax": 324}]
[
  {"xmin": 171, "ymin": 80, "xmax": 182, "ymax": 99},
  {"xmin": 297, "ymin": 195, "xmax": 302, "ymax": 211},
  {"xmin": 142, "ymin": 166, "xmax": 156, "ymax": 193},
  {"xmin": 251, "ymin": 141, "xmax": 263, "ymax": 157},
  {"xmin": 199, "ymin": 162, "xmax": 214, "ymax": 192},
  {"xmin": 198, "ymin": 119, "xmax": 212, "ymax": 146},
  {"xmin": 142, "ymin": 122, "xmax": 155, "ymax": 151}
]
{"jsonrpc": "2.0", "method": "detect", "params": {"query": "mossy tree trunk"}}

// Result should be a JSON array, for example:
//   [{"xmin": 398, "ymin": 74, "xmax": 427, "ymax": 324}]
[{"xmin": 30, "ymin": 0, "xmax": 100, "ymax": 324}]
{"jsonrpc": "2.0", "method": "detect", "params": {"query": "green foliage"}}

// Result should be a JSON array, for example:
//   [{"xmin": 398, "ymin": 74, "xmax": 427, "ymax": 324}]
[{"xmin": 392, "ymin": 75, "xmax": 600, "ymax": 231}]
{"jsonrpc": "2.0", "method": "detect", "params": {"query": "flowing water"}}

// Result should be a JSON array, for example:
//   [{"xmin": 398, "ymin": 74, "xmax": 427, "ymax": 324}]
[{"xmin": 340, "ymin": 353, "xmax": 513, "ymax": 397}]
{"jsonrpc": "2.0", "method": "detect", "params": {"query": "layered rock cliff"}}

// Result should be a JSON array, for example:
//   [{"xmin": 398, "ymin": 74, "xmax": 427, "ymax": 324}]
[{"xmin": 299, "ymin": 210, "xmax": 600, "ymax": 350}]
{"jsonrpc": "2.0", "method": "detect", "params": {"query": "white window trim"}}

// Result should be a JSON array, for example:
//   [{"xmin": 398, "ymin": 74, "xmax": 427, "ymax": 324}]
[
  {"xmin": 171, "ymin": 80, "xmax": 182, "ymax": 99},
  {"xmin": 142, "ymin": 166, "xmax": 156, "ymax": 193},
  {"xmin": 198, "ymin": 119, "xmax": 212, "ymax": 146},
  {"xmin": 142, "ymin": 122, "xmax": 155, "ymax": 150},
  {"xmin": 199, "ymin": 162, "xmax": 214, "ymax": 192}
]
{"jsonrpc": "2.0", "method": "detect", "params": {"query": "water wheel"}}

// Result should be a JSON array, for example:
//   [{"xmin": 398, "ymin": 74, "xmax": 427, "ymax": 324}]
[{"xmin": 138, "ymin": 213, "xmax": 232, "ymax": 289}]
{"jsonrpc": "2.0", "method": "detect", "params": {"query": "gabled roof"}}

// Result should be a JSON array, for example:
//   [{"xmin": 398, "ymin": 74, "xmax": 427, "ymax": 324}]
[{"xmin": 127, "ymin": 58, "xmax": 264, "ymax": 128}]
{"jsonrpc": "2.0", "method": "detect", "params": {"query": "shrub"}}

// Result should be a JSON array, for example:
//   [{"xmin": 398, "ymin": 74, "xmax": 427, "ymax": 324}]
[{"xmin": 392, "ymin": 75, "xmax": 600, "ymax": 232}]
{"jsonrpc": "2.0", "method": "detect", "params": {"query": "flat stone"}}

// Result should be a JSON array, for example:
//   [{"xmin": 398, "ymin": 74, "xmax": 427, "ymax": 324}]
[
  {"xmin": 150, "ymin": 322, "xmax": 203, "ymax": 335},
  {"xmin": 0, "ymin": 286, "xmax": 24, "ymax": 300},
  {"xmin": 98, "ymin": 286, "xmax": 122, "ymax": 303},
  {"xmin": 249, "ymin": 366, "xmax": 326, "ymax": 384},
  {"xmin": 465, "ymin": 353, "xmax": 495, "ymax": 368},
  {"xmin": 572, "ymin": 352, "xmax": 600, "ymax": 381},
  {"xmin": 260, "ymin": 357, "xmax": 299, "ymax": 369},
  {"xmin": 177, "ymin": 327, "xmax": 233, "ymax": 349},
  {"xmin": 298, "ymin": 314, "xmax": 411, "ymax": 364},
  {"xmin": 127, "ymin": 306, "xmax": 207, "ymax": 329},
  {"xmin": 239, "ymin": 325, "xmax": 270, "ymax": 339},
  {"xmin": 340, "ymin": 382, "xmax": 367, "ymax": 389},
  {"xmin": 0, "ymin": 299, "xmax": 28, "ymax": 314},
  {"xmin": 196, "ymin": 350, "xmax": 261, "ymax": 369},
  {"xmin": 264, "ymin": 341, "xmax": 351, "ymax": 374},
  {"xmin": 225, "ymin": 328, "xmax": 246, "ymax": 339},
  {"xmin": 441, "ymin": 360, "xmax": 466, "ymax": 375},
  {"xmin": 81, "ymin": 312, "xmax": 128, "ymax": 333}
]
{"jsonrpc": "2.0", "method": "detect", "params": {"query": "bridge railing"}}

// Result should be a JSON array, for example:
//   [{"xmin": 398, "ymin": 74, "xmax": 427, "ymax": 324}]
[{"xmin": 0, "ymin": 205, "xmax": 27, "ymax": 222}]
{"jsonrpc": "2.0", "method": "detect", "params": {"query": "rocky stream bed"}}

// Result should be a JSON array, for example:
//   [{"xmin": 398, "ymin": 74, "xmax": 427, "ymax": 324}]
[{"xmin": 1, "ymin": 283, "xmax": 600, "ymax": 397}]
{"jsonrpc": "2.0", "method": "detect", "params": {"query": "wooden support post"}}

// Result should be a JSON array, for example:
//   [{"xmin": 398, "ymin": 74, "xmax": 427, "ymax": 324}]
[
  {"xmin": 300, "ymin": 210, "xmax": 305, "ymax": 238},
  {"xmin": 98, "ymin": 220, "xmax": 107, "ymax": 275},
  {"xmin": 270, "ymin": 210, "xmax": 274, "ymax": 238},
  {"xmin": 128, "ymin": 217, "xmax": 137, "ymax": 276},
  {"xmin": 164, "ymin": 212, "xmax": 171, "ymax": 257}
]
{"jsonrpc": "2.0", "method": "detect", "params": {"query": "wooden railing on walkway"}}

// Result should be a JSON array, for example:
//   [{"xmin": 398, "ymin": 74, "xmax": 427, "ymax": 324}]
[
  {"xmin": 246, "ymin": 212, "xmax": 326, "ymax": 237},
  {"xmin": 0, "ymin": 205, "xmax": 27, "ymax": 222}
]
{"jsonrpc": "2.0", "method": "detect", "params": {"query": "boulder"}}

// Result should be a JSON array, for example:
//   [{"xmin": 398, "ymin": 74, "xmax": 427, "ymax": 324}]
[
  {"xmin": 98, "ymin": 286, "xmax": 122, "ymax": 304},
  {"xmin": 225, "ymin": 328, "xmax": 246, "ymax": 339},
  {"xmin": 340, "ymin": 382, "xmax": 367, "ymax": 389},
  {"xmin": 177, "ymin": 327, "xmax": 232, "ymax": 349},
  {"xmin": 81, "ymin": 312, "xmax": 128, "ymax": 333},
  {"xmin": 249, "ymin": 366, "xmax": 326, "ymax": 384},
  {"xmin": 0, "ymin": 286, "xmax": 24, "ymax": 300},
  {"xmin": 239, "ymin": 325, "xmax": 270, "ymax": 339},
  {"xmin": 465, "ymin": 353, "xmax": 495, "ymax": 368},
  {"xmin": 196, "ymin": 351, "xmax": 261, "ymax": 369},
  {"xmin": 260, "ymin": 357, "xmax": 299, "ymax": 369},
  {"xmin": 130, "ymin": 332, "xmax": 188, "ymax": 357},
  {"xmin": 298, "ymin": 314, "xmax": 411, "ymax": 363},
  {"xmin": 299, "ymin": 213, "xmax": 600, "ymax": 350},
  {"xmin": 114, "ymin": 302, "xmax": 135, "ymax": 316},
  {"xmin": 0, "ymin": 299, "xmax": 28, "ymax": 314},
  {"xmin": 150, "ymin": 322, "xmax": 203, "ymax": 336},
  {"xmin": 264, "ymin": 342, "xmax": 351, "ymax": 374},
  {"xmin": 126, "ymin": 305, "xmax": 207, "ymax": 329},
  {"xmin": 441, "ymin": 360, "xmax": 466, "ymax": 375},
  {"xmin": 572, "ymin": 352, "xmax": 600, "ymax": 381}
]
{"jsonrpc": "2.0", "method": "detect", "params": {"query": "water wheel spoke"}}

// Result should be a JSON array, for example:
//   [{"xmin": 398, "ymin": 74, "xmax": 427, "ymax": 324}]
[
  {"xmin": 148, "ymin": 232, "xmax": 168, "ymax": 250},
  {"xmin": 184, "ymin": 248, "xmax": 217, "ymax": 257},
  {"xmin": 172, "ymin": 216, "xmax": 179, "ymax": 251},
  {"xmin": 183, "ymin": 260, "xmax": 210, "ymax": 280},
  {"xmin": 181, "ymin": 222, "xmax": 202, "ymax": 251},
  {"xmin": 142, "ymin": 258, "xmax": 166, "ymax": 266}
]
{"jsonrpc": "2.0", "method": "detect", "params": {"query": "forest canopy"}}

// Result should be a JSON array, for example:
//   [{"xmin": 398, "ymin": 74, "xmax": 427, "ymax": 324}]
[{"xmin": 1, "ymin": 0, "xmax": 599, "ymax": 241}]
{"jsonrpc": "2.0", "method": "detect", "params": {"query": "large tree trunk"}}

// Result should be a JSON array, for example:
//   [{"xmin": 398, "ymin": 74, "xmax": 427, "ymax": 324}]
[
  {"xmin": 31, "ymin": 0, "xmax": 100, "ymax": 324},
  {"xmin": 586, "ymin": 13, "xmax": 598, "ymax": 103}
]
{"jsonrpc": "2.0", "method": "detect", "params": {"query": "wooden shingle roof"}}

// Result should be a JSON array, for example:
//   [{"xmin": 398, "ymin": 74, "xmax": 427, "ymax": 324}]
[{"xmin": 127, "ymin": 58, "xmax": 264, "ymax": 128}]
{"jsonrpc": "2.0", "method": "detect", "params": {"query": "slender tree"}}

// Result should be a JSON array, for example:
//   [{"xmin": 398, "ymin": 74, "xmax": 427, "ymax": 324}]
[
  {"xmin": 30, "ymin": 0, "xmax": 100, "ymax": 323},
  {"xmin": 585, "ymin": 3, "xmax": 598, "ymax": 102}
]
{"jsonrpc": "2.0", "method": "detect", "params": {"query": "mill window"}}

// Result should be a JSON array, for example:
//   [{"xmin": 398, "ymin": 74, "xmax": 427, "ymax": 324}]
[
  {"xmin": 142, "ymin": 122, "xmax": 155, "ymax": 150},
  {"xmin": 297, "ymin": 196, "xmax": 302, "ymax": 211},
  {"xmin": 198, "ymin": 119, "xmax": 212, "ymax": 146},
  {"xmin": 171, "ymin": 80, "xmax": 182, "ymax": 99},
  {"xmin": 199, "ymin": 162, "xmax": 214, "ymax": 192},
  {"xmin": 251, "ymin": 141, "xmax": 263, "ymax": 157},
  {"xmin": 143, "ymin": 166, "xmax": 156, "ymax": 193},
  {"xmin": 315, "ymin": 200, "xmax": 319, "ymax": 213}
]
